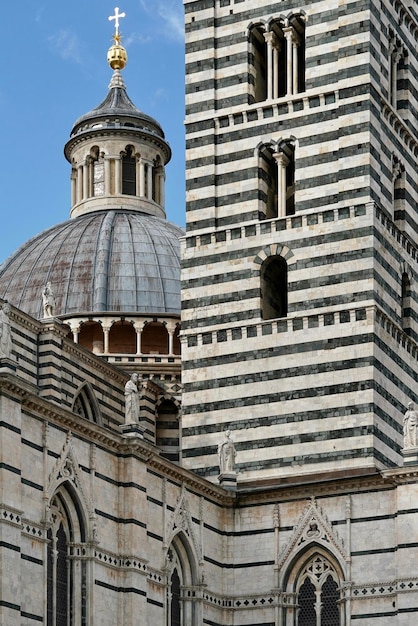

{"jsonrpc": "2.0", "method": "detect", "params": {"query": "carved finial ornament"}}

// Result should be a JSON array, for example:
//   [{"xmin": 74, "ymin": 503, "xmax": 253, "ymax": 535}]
[
  {"xmin": 109, "ymin": 7, "xmax": 126, "ymax": 40},
  {"xmin": 107, "ymin": 7, "xmax": 128, "ymax": 71}
]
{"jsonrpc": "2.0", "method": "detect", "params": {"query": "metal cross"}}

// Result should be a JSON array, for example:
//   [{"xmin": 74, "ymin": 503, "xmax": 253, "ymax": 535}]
[{"xmin": 109, "ymin": 7, "xmax": 126, "ymax": 36}]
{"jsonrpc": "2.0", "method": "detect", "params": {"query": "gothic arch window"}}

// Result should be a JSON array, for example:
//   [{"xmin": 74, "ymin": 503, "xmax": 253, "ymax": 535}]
[
  {"xmin": 260, "ymin": 255, "xmax": 288, "ymax": 319},
  {"xmin": 122, "ymin": 145, "xmax": 136, "ymax": 195},
  {"xmin": 295, "ymin": 554, "xmax": 342, "ymax": 626},
  {"xmin": 47, "ymin": 487, "xmax": 88, "ymax": 626},
  {"xmin": 72, "ymin": 383, "xmax": 101, "ymax": 424},
  {"xmin": 248, "ymin": 15, "xmax": 306, "ymax": 104},
  {"xmin": 258, "ymin": 141, "xmax": 295, "ymax": 220},
  {"xmin": 282, "ymin": 549, "xmax": 345, "ymax": 626},
  {"xmin": 166, "ymin": 533, "xmax": 198, "ymax": 626}
]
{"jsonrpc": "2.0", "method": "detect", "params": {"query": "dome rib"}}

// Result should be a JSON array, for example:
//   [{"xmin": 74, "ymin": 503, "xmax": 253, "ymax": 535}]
[
  {"xmin": 62, "ymin": 214, "xmax": 99, "ymax": 315},
  {"xmin": 92, "ymin": 212, "xmax": 115, "ymax": 311}
]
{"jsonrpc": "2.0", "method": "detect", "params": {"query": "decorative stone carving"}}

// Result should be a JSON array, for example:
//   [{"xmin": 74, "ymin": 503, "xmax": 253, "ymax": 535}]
[
  {"xmin": 218, "ymin": 429, "xmax": 237, "ymax": 474},
  {"xmin": 0, "ymin": 302, "xmax": 12, "ymax": 359},
  {"xmin": 124, "ymin": 373, "xmax": 140, "ymax": 424},
  {"xmin": 277, "ymin": 497, "xmax": 348, "ymax": 584},
  {"xmin": 42, "ymin": 282, "xmax": 56, "ymax": 318},
  {"xmin": 165, "ymin": 487, "xmax": 202, "ymax": 564},
  {"xmin": 45, "ymin": 432, "xmax": 97, "ymax": 542},
  {"xmin": 403, "ymin": 401, "xmax": 418, "ymax": 449}
]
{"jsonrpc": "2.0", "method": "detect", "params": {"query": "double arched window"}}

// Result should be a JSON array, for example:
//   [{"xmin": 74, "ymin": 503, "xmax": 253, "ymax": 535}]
[
  {"xmin": 296, "ymin": 554, "xmax": 341, "ymax": 626},
  {"xmin": 283, "ymin": 549, "xmax": 345, "ymax": 626},
  {"xmin": 259, "ymin": 141, "xmax": 295, "ymax": 219}
]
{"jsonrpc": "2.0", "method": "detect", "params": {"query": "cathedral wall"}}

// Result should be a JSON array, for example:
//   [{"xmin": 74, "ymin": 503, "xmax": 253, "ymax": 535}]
[{"xmin": 2, "ymin": 305, "xmax": 418, "ymax": 623}]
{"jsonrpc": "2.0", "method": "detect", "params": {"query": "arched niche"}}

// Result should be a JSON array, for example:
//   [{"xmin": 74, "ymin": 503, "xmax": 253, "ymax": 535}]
[
  {"xmin": 78, "ymin": 321, "xmax": 104, "ymax": 352},
  {"xmin": 109, "ymin": 320, "xmax": 136, "ymax": 354},
  {"xmin": 141, "ymin": 321, "xmax": 169, "ymax": 354}
]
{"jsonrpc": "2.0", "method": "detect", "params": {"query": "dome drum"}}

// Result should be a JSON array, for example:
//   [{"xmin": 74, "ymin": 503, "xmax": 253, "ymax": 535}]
[{"xmin": 69, "ymin": 137, "xmax": 167, "ymax": 219}]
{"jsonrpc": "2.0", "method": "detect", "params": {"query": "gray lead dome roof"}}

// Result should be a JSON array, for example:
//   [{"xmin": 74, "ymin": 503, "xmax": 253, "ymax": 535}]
[{"xmin": 0, "ymin": 210, "xmax": 183, "ymax": 319}]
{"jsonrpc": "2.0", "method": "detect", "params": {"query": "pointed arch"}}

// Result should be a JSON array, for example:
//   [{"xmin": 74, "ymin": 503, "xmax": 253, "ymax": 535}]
[
  {"xmin": 166, "ymin": 531, "xmax": 200, "ymax": 626},
  {"xmin": 283, "ymin": 544, "xmax": 346, "ymax": 626},
  {"xmin": 46, "ymin": 482, "xmax": 89, "ymax": 626},
  {"xmin": 72, "ymin": 382, "xmax": 102, "ymax": 425}
]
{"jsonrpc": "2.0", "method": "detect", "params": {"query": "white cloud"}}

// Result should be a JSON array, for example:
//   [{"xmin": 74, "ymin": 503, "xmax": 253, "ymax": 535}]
[
  {"xmin": 123, "ymin": 32, "xmax": 152, "ymax": 47},
  {"xmin": 48, "ymin": 30, "xmax": 83, "ymax": 64},
  {"xmin": 140, "ymin": 0, "xmax": 184, "ymax": 42}
]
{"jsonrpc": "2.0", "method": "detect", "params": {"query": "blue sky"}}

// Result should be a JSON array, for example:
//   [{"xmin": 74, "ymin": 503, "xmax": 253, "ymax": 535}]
[{"xmin": 0, "ymin": 0, "xmax": 185, "ymax": 262}]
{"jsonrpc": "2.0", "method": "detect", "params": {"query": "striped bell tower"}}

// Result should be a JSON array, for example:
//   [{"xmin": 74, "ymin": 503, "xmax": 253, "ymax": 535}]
[{"xmin": 181, "ymin": 0, "xmax": 418, "ymax": 483}]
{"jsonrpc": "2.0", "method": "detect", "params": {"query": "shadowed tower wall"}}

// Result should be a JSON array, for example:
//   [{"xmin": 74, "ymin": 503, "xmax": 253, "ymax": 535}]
[{"xmin": 181, "ymin": 0, "xmax": 418, "ymax": 483}]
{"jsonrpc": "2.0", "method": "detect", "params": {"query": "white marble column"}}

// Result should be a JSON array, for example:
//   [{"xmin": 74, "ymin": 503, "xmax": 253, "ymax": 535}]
[
  {"xmin": 283, "ymin": 27, "xmax": 294, "ymax": 96},
  {"xmin": 139, "ymin": 160, "xmax": 146, "ymax": 197},
  {"xmin": 264, "ymin": 32, "xmax": 274, "ymax": 100},
  {"xmin": 76, "ymin": 165, "xmax": 83, "ymax": 204},
  {"xmin": 136, "ymin": 157, "xmax": 141, "ymax": 197},
  {"xmin": 71, "ymin": 170, "xmax": 77, "ymax": 207},
  {"xmin": 166, "ymin": 322, "xmax": 177, "ymax": 355},
  {"xmin": 159, "ymin": 170, "xmax": 165, "ymax": 208},
  {"xmin": 104, "ymin": 157, "xmax": 111, "ymax": 195},
  {"xmin": 83, "ymin": 162, "xmax": 89, "ymax": 200},
  {"xmin": 115, "ymin": 157, "xmax": 122, "ymax": 195},
  {"xmin": 69, "ymin": 321, "xmax": 81, "ymax": 344},
  {"xmin": 102, "ymin": 323, "xmax": 112, "ymax": 354},
  {"xmin": 273, "ymin": 41, "xmax": 280, "ymax": 99},
  {"xmin": 283, "ymin": 26, "xmax": 293, "ymax": 96},
  {"xmin": 292, "ymin": 34, "xmax": 300, "ymax": 95},
  {"xmin": 133, "ymin": 322, "xmax": 143, "ymax": 355},
  {"xmin": 147, "ymin": 162, "xmax": 153, "ymax": 199},
  {"xmin": 273, "ymin": 152, "xmax": 289, "ymax": 217}
]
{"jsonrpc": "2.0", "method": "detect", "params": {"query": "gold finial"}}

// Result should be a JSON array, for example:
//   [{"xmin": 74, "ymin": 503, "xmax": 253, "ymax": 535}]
[{"xmin": 107, "ymin": 7, "xmax": 128, "ymax": 71}]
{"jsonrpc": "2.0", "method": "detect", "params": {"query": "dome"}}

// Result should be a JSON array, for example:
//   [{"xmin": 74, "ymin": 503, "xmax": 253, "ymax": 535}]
[
  {"xmin": 0, "ymin": 210, "xmax": 183, "ymax": 319},
  {"xmin": 64, "ymin": 70, "xmax": 171, "ymax": 166}
]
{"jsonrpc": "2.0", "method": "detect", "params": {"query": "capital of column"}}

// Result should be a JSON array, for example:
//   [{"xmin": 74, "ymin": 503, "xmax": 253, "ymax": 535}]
[
  {"xmin": 263, "ymin": 31, "xmax": 277, "ymax": 47},
  {"xmin": 273, "ymin": 152, "xmax": 290, "ymax": 168},
  {"xmin": 69, "ymin": 321, "xmax": 82, "ymax": 334},
  {"xmin": 101, "ymin": 322, "xmax": 113, "ymax": 333},
  {"xmin": 283, "ymin": 26, "xmax": 296, "ymax": 43}
]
